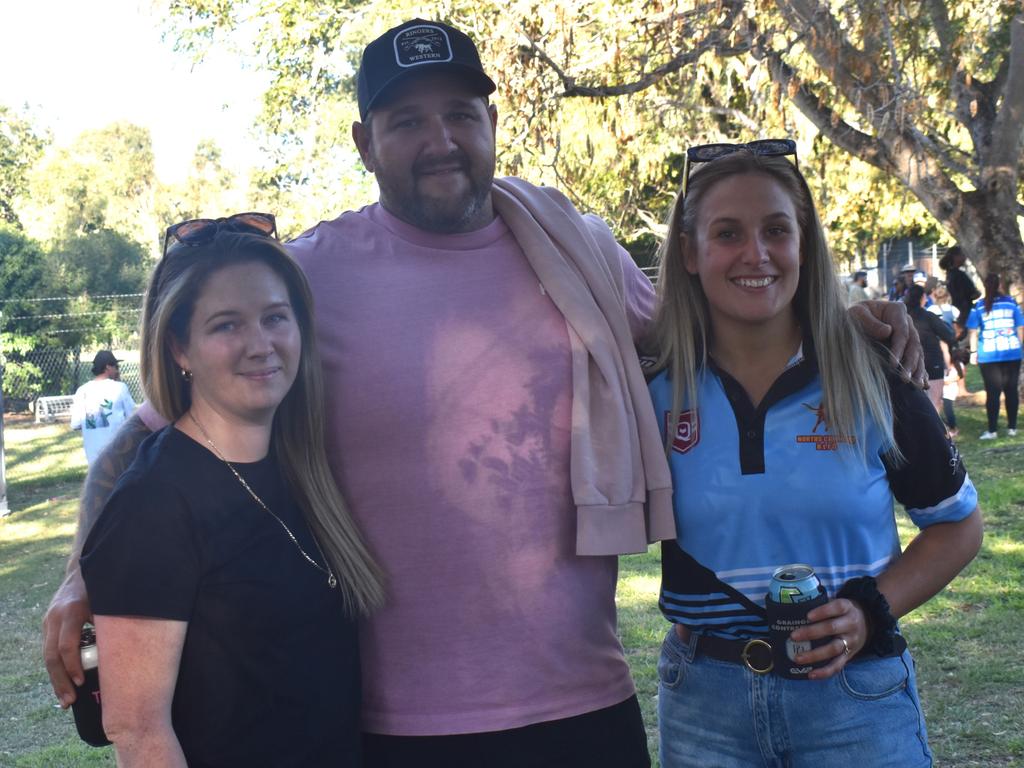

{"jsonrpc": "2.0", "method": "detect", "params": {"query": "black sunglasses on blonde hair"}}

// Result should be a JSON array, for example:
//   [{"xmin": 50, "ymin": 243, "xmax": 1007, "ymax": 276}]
[
  {"xmin": 681, "ymin": 139, "xmax": 798, "ymax": 198},
  {"xmin": 163, "ymin": 212, "xmax": 278, "ymax": 258}
]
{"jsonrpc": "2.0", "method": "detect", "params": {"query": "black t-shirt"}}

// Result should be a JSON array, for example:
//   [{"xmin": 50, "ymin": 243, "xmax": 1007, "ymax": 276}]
[
  {"xmin": 81, "ymin": 427, "xmax": 361, "ymax": 767},
  {"xmin": 946, "ymin": 268, "xmax": 980, "ymax": 321},
  {"xmin": 909, "ymin": 304, "xmax": 957, "ymax": 380}
]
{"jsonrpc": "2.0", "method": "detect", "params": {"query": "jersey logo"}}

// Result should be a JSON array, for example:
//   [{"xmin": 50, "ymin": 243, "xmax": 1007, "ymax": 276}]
[
  {"xmin": 803, "ymin": 402, "xmax": 828, "ymax": 432},
  {"xmin": 796, "ymin": 402, "xmax": 855, "ymax": 451},
  {"xmin": 666, "ymin": 410, "xmax": 700, "ymax": 454}
]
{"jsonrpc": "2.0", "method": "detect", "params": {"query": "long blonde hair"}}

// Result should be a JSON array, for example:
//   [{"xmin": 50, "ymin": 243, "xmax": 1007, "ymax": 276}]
[
  {"xmin": 652, "ymin": 151, "xmax": 896, "ymax": 459},
  {"xmin": 141, "ymin": 231, "xmax": 385, "ymax": 615}
]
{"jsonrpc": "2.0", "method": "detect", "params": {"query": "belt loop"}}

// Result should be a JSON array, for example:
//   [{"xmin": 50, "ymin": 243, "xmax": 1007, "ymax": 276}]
[{"xmin": 683, "ymin": 627, "xmax": 699, "ymax": 662}]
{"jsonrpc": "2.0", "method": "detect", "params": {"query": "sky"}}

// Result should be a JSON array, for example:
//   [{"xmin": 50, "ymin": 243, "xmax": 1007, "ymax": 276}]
[{"xmin": 1, "ymin": 0, "xmax": 269, "ymax": 183}]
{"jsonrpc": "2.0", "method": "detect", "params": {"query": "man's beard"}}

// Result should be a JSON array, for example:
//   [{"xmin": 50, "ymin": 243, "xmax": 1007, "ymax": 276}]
[{"xmin": 376, "ymin": 151, "xmax": 493, "ymax": 234}]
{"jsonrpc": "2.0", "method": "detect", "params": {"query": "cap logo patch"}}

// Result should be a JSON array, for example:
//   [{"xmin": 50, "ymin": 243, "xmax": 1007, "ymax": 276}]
[{"xmin": 394, "ymin": 25, "xmax": 453, "ymax": 67}]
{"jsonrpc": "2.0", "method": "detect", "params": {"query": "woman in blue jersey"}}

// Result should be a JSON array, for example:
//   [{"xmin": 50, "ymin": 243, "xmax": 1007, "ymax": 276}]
[
  {"xmin": 966, "ymin": 273, "xmax": 1023, "ymax": 439},
  {"xmin": 648, "ymin": 141, "xmax": 983, "ymax": 767}
]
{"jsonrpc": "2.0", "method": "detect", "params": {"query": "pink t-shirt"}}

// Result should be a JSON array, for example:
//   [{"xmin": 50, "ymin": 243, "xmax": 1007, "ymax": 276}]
[{"xmin": 289, "ymin": 204, "xmax": 642, "ymax": 735}]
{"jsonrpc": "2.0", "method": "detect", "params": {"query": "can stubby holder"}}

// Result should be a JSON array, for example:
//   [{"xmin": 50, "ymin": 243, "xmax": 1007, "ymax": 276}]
[
  {"xmin": 72, "ymin": 626, "xmax": 111, "ymax": 746},
  {"xmin": 765, "ymin": 586, "xmax": 830, "ymax": 679}
]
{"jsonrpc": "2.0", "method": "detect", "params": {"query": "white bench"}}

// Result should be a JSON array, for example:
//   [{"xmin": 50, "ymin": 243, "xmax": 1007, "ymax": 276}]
[{"xmin": 36, "ymin": 395, "xmax": 75, "ymax": 423}]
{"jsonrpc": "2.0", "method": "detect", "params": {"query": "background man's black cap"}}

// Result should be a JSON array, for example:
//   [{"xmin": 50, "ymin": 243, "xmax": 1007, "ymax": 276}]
[
  {"xmin": 92, "ymin": 350, "xmax": 120, "ymax": 374},
  {"xmin": 356, "ymin": 19, "xmax": 497, "ymax": 120},
  {"xmin": 93, "ymin": 350, "xmax": 120, "ymax": 368}
]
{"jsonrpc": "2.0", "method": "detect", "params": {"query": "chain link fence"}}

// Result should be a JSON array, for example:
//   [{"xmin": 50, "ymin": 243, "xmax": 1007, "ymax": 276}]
[
  {"xmin": 1, "ymin": 344, "xmax": 143, "ymax": 417},
  {"xmin": 1, "ymin": 294, "xmax": 144, "ymax": 418}
]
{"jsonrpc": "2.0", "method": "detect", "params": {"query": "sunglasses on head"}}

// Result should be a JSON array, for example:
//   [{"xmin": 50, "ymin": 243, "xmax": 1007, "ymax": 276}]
[
  {"xmin": 681, "ymin": 139, "xmax": 798, "ymax": 198},
  {"xmin": 163, "ymin": 212, "xmax": 278, "ymax": 258}
]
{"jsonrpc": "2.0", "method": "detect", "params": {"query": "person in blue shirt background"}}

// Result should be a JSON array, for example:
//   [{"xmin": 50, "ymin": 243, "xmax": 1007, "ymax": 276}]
[
  {"xmin": 647, "ymin": 141, "xmax": 983, "ymax": 768},
  {"xmin": 966, "ymin": 272, "xmax": 1024, "ymax": 439}
]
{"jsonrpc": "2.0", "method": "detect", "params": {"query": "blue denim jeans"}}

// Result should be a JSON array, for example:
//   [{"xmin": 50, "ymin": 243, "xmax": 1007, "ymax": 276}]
[{"xmin": 657, "ymin": 626, "xmax": 933, "ymax": 768}]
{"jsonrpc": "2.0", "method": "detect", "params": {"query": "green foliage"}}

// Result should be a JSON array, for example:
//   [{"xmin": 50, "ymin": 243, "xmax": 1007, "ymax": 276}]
[
  {"xmin": 0, "ymin": 126, "xmax": 151, "ymax": 403},
  {"xmin": 163, "ymin": 1, "xmax": 1023, "ymax": 279},
  {"xmin": 2, "ymin": 125, "xmax": 154, "ymax": 358},
  {"xmin": 23, "ymin": 123, "xmax": 158, "ymax": 251},
  {"xmin": 1, "ymin": 357, "xmax": 45, "ymax": 404},
  {"xmin": 0, "ymin": 104, "xmax": 49, "ymax": 227},
  {"xmin": 47, "ymin": 229, "xmax": 149, "ymax": 299},
  {"xmin": 1, "ymin": 222, "xmax": 144, "ymax": 376},
  {"xmin": 1, "ymin": 333, "xmax": 46, "ymax": 406},
  {"xmin": 158, "ymin": 139, "xmax": 242, "ymax": 223},
  {"xmin": 0, "ymin": 224, "xmax": 60, "ymax": 333}
]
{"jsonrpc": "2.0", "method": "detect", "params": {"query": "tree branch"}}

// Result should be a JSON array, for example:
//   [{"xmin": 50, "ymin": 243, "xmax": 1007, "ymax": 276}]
[
  {"xmin": 774, "ymin": 0, "xmax": 893, "ymax": 112},
  {"xmin": 924, "ymin": 0, "xmax": 957, "ymax": 62},
  {"xmin": 990, "ymin": 13, "xmax": 1024, "ymax": 170},
  {"xmin": 655, "ymin": 99, "xmax": 760, "ymax": 132},
  {"xmin": 920, "ymin": 132, "xmax": 977, "ymax": 183},
  {"xmin": 952, "ymin": 67, "xmax": 1000, "ymax": 159},
  {"xmin": 520, "ymin": 1, "xmax": 750, "ymax": 99},
  {"xmin": 758, "ymin": 37, "xmax": 966, "ymax": 231},
  {"xmin": 757, "ymin": 48, "xmax": 889, "ymax": 169}
]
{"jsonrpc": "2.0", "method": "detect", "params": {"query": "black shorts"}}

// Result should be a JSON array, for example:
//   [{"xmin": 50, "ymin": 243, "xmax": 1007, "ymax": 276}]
[{"xmin": 362, "ymin": 695, "xmax": 650, "ymax": 768}]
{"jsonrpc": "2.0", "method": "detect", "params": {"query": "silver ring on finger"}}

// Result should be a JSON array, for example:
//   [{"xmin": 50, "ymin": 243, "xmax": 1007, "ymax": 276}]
[{"xmin": 839, "ymin": 636, "xmax": 850, "ymax": 656}]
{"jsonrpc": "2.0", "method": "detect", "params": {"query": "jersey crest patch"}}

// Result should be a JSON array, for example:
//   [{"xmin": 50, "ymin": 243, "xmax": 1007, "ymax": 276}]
[
  {"xmin": 666, "ymin": 410, "xmax": 700, "ymax": 454},
  {"xmin": 796, "ymin": 402, "xmax": 855, "ymax": 451}
]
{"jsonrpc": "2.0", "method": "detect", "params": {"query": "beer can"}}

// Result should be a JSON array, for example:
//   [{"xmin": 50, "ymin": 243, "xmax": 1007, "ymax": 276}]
[
  {"xmin": 71, "ymin": 625, "xmax": 111, "ymax": 747},
  {"xmin": 768, "ymin": 564, "xmax": 822, "ymax": 605},
  {"xmin": 765, "ymin": 564, "xmax": 829, "ymax": 679}
]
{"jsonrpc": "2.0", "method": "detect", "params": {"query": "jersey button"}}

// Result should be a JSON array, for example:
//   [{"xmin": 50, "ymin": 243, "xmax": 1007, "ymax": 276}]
[{"xmin": 746, "ymin": 429, "xmax": 757, "ymax": 439}]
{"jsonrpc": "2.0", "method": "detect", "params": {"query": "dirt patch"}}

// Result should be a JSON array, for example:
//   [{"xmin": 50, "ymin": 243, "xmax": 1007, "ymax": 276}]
[{"xmin": 3, "ymin": 412, "xmax": 38, "ymax": 428}]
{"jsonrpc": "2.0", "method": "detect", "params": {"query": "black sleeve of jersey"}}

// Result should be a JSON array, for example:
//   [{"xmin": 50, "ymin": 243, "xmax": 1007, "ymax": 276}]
[
  {"xmin": 81, "ymin": 477, "xmax": 202, "ymax": 621},
  {"xmin": 882, "ymin": 375, "xmax": 968, "ymax": 514}
]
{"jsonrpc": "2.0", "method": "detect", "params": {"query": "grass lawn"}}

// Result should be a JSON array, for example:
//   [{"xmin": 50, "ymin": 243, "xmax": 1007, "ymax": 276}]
[{"xmin": 2, "ymin": 382, "xmax": 1023, "ymax": 766}]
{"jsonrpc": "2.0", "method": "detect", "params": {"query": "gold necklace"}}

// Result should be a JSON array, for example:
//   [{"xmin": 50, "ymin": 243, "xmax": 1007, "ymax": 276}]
[{"xmin": 187, "ymin": 411, "xmax": 338, "ymax": 589}]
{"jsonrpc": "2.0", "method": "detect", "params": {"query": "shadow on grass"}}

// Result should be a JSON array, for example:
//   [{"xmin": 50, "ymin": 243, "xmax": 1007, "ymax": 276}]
[{"xmin": 5, "ymin": 425, "xmax": 88, "ymax": 492}]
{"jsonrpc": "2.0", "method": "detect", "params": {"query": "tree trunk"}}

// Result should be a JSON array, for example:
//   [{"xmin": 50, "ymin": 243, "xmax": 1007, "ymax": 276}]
[
  {"xmin": 902, "ymin": 166, "xmax": 1024, "ymax": 284},
  {"xmin": 957, "ymin": 189, "xmax": 1024, "ymax": 285}
]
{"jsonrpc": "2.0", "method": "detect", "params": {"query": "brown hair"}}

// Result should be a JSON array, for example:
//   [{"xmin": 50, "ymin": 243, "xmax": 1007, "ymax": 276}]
[
  {"xmin": 983, "ymin": 272, "xmax": 1001, "ymax": 313},
  {"xmin": 140, "ymin": 232, "xmax": 385, "ymax": 615}
]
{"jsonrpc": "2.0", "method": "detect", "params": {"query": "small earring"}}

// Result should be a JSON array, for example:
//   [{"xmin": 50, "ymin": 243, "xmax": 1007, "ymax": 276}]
[{"xmin": 181, "ymin": 368, "xmax": 193, "ymax": 382}]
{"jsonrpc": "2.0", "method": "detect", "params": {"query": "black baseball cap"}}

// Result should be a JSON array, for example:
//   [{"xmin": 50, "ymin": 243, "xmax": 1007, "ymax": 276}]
[
  {"xmin": 356, "ymin": 19, "xmax": 497, "ymax": 120},
  {"xmin": 92, "ymin": 350, "xmax": 121, "ymax": 374}
]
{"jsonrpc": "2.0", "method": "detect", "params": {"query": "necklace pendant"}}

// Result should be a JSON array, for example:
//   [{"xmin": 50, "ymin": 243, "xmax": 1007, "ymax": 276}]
[{"xmin": 328, "ymin": 574, "xmax": 338, "ymax": 589}]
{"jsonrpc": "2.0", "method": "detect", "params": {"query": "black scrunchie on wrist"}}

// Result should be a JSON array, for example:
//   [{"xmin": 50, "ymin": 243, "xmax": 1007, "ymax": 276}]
[{"xmin": 837, "ymin": 576, "xmax": 904, "ymax": 657}]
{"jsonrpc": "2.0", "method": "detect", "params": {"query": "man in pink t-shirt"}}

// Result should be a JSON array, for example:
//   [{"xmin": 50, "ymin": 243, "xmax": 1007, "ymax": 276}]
[{"xmin": 297, "ymin": 19, "xmax": 652, "ymax": 765}]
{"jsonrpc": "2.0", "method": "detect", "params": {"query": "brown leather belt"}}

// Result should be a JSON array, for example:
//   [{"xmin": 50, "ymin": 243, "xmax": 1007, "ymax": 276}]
[
  {"xmin": 675, "ymin": 623, "xmax": 775, "ymax": 674},
  {"xmin": 674, "ymin": 623, "xmax": 873, "ymax": 675}
]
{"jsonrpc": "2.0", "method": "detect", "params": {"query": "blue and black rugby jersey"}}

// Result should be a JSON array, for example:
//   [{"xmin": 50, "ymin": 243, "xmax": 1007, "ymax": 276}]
[
  {"xmin": 649, "ymin": 343, "xmax": 977, "ymax": 640},
  {"xmin": 966, "ymin": 295, "xmax": 1023, "ymax": 364}
]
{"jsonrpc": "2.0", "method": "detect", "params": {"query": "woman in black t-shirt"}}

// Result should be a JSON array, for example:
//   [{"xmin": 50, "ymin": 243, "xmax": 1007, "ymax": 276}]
[
  {"xmin": 81, "ymin": 215, "xmax": 383, "ymax": 767},
  {"xmin": 903, "ymin": 284, "xmax": 957, "ymax": 413},
  {"xmin": 939, "ymin": 245, "xmax": 980, "ymax": 339}
]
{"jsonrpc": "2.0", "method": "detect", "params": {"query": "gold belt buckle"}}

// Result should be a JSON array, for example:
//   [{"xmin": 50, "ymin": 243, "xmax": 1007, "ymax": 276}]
[{"xmin": 741, "ymin": 639, "xmax": 774, "ymax": 674}]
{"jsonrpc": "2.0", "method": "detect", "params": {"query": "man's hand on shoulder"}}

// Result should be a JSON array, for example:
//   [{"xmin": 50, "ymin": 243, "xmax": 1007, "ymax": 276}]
[
  {"xmin": 42, "ymin": 413, "xmax": 154, "ymax": 707},
  {"xmin": 848, "ymin": 300, "xmax": 928, "ymax": 387}
]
